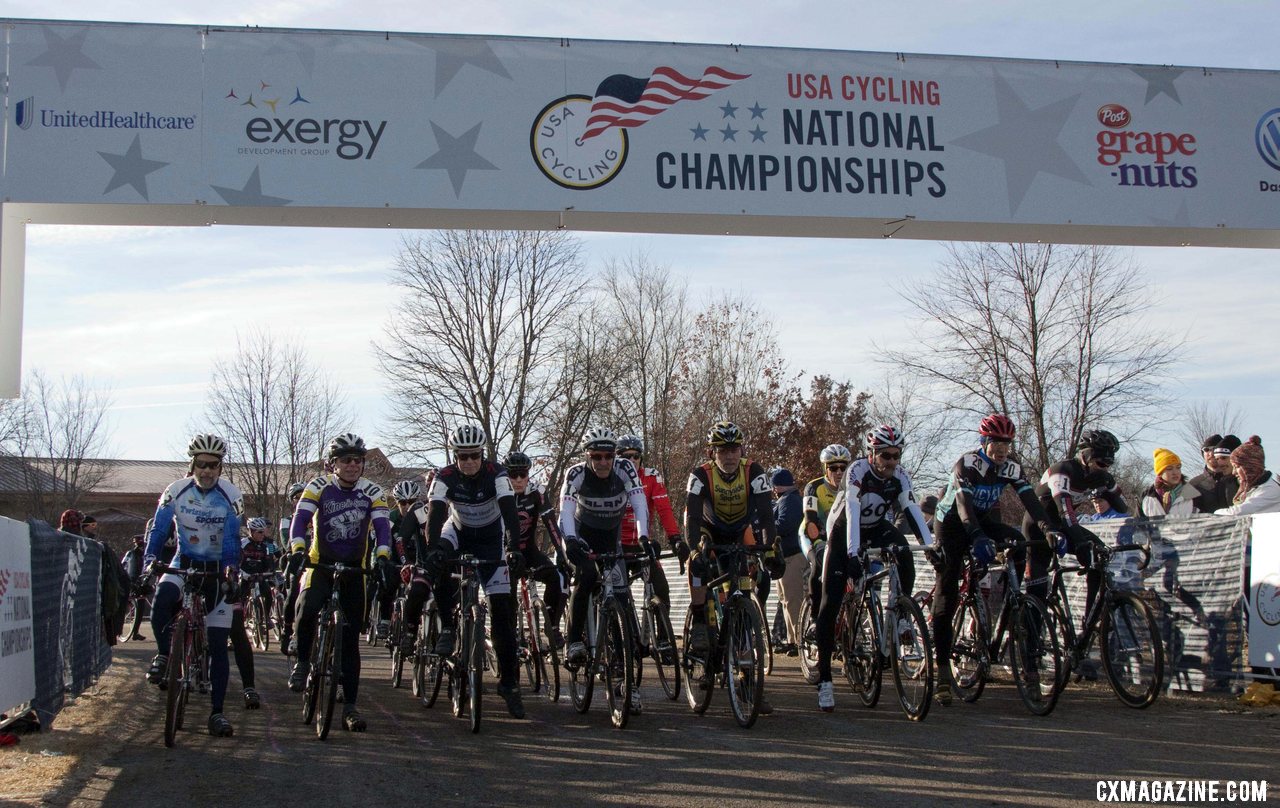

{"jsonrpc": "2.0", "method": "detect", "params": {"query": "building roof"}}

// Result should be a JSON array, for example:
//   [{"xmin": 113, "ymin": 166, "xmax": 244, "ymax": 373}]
[{"xmin": 0, "ymin": 455, "xmax": 64, "ymax": 494}]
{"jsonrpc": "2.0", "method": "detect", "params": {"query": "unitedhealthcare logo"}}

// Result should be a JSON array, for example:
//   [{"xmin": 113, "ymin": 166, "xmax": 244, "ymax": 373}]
[{"xmin": 15, "ymin": 96, "xmax": 35, "ymax": 130}]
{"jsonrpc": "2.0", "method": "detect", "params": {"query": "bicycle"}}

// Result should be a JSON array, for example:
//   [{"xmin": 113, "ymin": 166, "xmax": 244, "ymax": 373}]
[
  {"xmin": 271, "ymin": 572, "xmax": 289, "ymax": 646},
  {"xmin": 242, "ymin": 572, "xmax": 275, "ymax": 652},
  {"xmin": 120, "ymin": 579, "xmax": 152, "ymax": 643},
  {"xmin": 388, "ymin": 585, "xmax": 409, "ymax": 687},
  {"xmin": 838, "ymin": 544, "xmax": 935, "ymax": 721},
  {"xmin": 566, "ymin": 550, "xmax": 637, "ymax": 729},
  {"xmin": 680, "ymin": 543, "xmax": 769, "ymax": 729},
  {"xmin": 1041, "ymin": 540, "xmax": 1164, "ymax": 708},
  {"xmin": 442, "ymin": 554, "xmax": 487, "ymax": 734},
  {"xmin": 517, "ymin": 568, "xmax": 560, "ymax": 702},
  {"xmin": 154, "ymin": 565, "xmax": 214, "ymax": 748},
  {"xmin": 946, "ymin": 538, "xmax": 1064, "ymax": 716},
  {"xmin": 299, "ymin": 561, "xmax": 370, "ymax": 740},
  {"xmin": 627, "ymin": 551, "xmax": 681, "ymax": 701},
  {"xmin": 414, "ymin": 594, "xmax": 445, "ymax": 707}
]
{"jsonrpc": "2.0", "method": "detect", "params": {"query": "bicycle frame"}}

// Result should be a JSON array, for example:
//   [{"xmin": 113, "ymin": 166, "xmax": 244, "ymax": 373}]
[{"xmin": 156, "ymin": 565, "xmax": 214, "ymax": 747}]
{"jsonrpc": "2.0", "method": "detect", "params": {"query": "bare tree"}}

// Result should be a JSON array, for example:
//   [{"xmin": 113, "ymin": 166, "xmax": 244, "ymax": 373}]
[
  {"xmin": 885, "ymin": 243, "xmax": 1181, "ymax": 475},
  {"xmin": 869, "ymin": 371, "xmax": 960, "ymax": 493},
  {"xmin": 204, "ymin": 330, "xmax": 349, "ymax": 519},
  {"xmin": 1178, "ymin": 400, "xmax": 1247, "ymax": 473},
  {"xmin": 2, "ymin": 370, "xmax": 115, "ymax": 520},
  {"xmin": 379, "ymin": 230, "xmax": 588, "ymax": 462}
]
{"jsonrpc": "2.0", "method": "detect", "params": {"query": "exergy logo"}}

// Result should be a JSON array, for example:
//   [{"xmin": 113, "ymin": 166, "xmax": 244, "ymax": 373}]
[
  {"xmin": 1094, "ymin": 103, "xmax": 1197, "ymax": 189},
  {"xmin": 229, "ymin": 81, "xmax": 386, "ymax": 161}
]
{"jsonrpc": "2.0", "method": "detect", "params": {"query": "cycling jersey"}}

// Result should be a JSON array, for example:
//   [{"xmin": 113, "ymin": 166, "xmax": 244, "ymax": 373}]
[
  {"xmin": 1036, "ymin": 458, "xmax": 1128, "ymax": 528},
  {"xmin": 425, "ymin": 461, "xmax": 521, "ymax": 552},
  {"xmin": 289, "ymin": 474, "xmax": 392, "ymax": 565},
  {"xmin": 620, "ymin": 466, "xmax": 680, "ymax": 546},
  {"xmin": 514, "ymin": 481, "xmax": 557, "ymax": 551},
  {"xmin": 685, "ymin": 459, "xmax": 776, "ymax": 544},
  {"xmin": 802, "ymin": 476, "xmax": 840, "ymax": 541},
  {"xmin": 394, "ymin": 501, "xmax": 428, "ymax": 563},
  {"xmin": 560, "ymin": 458, "xmax": 648, "ymax": 547},
  {"xmin": 937, "ymin": 448, "xmax": 1053, "ymax": 534},
  {"xmin": 830, "ymin": 458, "xmax": 931, "ymax": 556},
  {"xmin": 146, "ymin": 477, "xmax": 243, "ymax": 568},
  {"xmin": 239, "ymin": 538, "xmax": 278, "ymax": 575}
]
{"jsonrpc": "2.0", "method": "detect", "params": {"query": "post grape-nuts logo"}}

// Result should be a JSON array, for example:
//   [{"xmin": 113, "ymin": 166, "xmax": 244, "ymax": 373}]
[
  {"xmin": 1255, "ymin": 108, "xmax": 1280, "ymax": 172},
  {"xmin": 1097, "ymin": 103, "xmax": 1131, "ymax": 129}
]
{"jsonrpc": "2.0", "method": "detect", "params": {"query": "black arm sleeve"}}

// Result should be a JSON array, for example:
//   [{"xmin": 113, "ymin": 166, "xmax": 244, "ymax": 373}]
[
  {"xmin": 426, "ymin": 500, "xmax": 448, "ymax": 548},
  {"xmin": 499, "ymin": 495, "xmax": 522, "ymax": 551}
]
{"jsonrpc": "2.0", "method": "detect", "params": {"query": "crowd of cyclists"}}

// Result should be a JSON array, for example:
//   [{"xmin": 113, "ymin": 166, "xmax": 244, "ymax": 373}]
[{"xmin": 125, "ymin": 412, "xmax": 1166, "ymax": 738}]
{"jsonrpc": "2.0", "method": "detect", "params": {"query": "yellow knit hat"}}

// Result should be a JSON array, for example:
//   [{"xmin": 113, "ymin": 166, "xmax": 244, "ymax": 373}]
[{"xmin": 1153, "ymin": 448, "xmax": 1181, "ymax": 477}]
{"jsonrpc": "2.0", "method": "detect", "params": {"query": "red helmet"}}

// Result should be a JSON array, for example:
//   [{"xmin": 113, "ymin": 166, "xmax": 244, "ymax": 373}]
[{"xmin": 978, "ymin": 414, "xmax": 1016, "ymax": 441}]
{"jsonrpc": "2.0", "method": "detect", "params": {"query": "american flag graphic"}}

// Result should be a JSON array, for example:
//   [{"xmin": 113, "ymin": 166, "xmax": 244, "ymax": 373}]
[{"xmin": 579, "ymin": 66, "xmax": 751, "ymax": 141}]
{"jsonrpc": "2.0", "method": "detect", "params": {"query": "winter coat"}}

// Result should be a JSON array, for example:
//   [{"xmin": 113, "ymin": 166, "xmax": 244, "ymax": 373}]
[{"xmin": 1140, "ymin": 482, "xmax": 1200, "ymax": 518}]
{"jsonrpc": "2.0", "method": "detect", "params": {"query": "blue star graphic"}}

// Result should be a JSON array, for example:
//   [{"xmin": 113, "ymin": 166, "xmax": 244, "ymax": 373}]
[
  {"xmin": 720, "ymin": 125, "xmax": 738, "ymax": 142},
  {"xmin": 691, "ymin": 123, "xmax": 709, "ymax": 141},
  {"xmin": 748, "ymin": 102, "xmax": 767, "ymax": 119},
  {"xmin": 98, "ymin": 134, "xmax": 168, "ymax": 200},
  {"xmin": 719, "ymin": 102, "xmax": 738, "ymax": 119},
  {"xmin": 749, "ymin": 126, "xmax": 767, "ymax": 142}
]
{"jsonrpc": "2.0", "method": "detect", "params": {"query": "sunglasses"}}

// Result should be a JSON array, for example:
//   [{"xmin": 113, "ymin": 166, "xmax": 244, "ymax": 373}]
[
  {"xmin": 193, "ymin": 459, "xmax": 222, "ymax": 470},
  {"xmin": 507, "ymin": 469, "xmax": 529, "ymax": 479},
  {"xmin": 588, "ymin": 451, "xmax": 615, "ymax": 461},
  {"xmin": 826, "ymin": 463, "xmax": 848, "ymax": 472},
  {"xmin": 1092, "ymin": 457, "xmax": 1114, "ymax": 468},
  {"xmin": 455, "ymin": 451, "xmax": 482, "ymax": 462},
  {"xmin": 335, "ymin": 455, "xmax": 365, "ymax": 465},
  {"xmin": 620, "ymin": 452, "xmax": 641, "ymax": 461},
  {"xmin": 875, "ymin": 451, "xmax": 902, "ymax": 461}
]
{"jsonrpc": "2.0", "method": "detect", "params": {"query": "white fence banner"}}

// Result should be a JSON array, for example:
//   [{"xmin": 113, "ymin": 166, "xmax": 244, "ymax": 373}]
[
  {"xmin": 0, "ymin": 516, "xmax": 36, "ymax": 714},
  {"xmin": 1246, "ymin": 513, "xmax": 1280, "ymax": 668}
]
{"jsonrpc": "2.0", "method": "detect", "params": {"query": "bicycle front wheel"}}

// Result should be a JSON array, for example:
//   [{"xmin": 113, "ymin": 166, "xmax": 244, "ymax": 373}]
[
  {"xmin": 601, "ymin": 603, "xmax": 634, "ymax": 729},
  {"xmin": 163, "ymin": 614, "xmax": 188, "ymax": 748},
  {"xmin": 254, "ymin": 599, "xmax": 270, "ymax": 651},
  {"xmin": 950, "ymin": 595, "xmax": 988, "ymax": 703},
  {"xmin": 842, "ymin": 594, "xmax": 882, "ymax": 708},
  {"xmin": 1101, "ymin": 592, "xmax": 1163, "ymax": 708},
  {"xmin": 796, "ymin": 598, "xmax": 821, "ymax": 685},
  {"xmin": 317, "ymin": 612, "xmax": 340, "ymax": 739},
  {"xmin": 120, "ymin": 596, "xmax": 142, "ymax": 643},
  {"xmin": 648, "ymin": 604, "xmax": 681, "ymax": 700},
  {"xmin": 519, "ymin": 599, "xmax": 544, "ymax": 695},
  {"xmin": 725, "ymin": 600, "xmax": 766, "ymax": 729},
  {"xmin": 890, "ymin": 595, "xmax": 934, "ymax": 722},
  {"xmin": 302, "ymin": 618, "xmax": 322, "ymax": 725},
  {"xmin": 681, "ymin": 609, "xmax": 713, "ymax": 714},
  {"xmin": 468, "ymin": 606, "xmax": 485, "ymax": 733},
  {"xmin": 1009, "ymin": 595, "xmax": 1062, "ymax": 717}
]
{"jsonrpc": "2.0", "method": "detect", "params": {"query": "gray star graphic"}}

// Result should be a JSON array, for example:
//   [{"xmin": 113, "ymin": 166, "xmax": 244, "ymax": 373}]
[
  {"xmin": 748, "ymin": 102, "xmax": 767, "ymax": 119},
  {"xmin": 26, "ymin": 25, "xmax": 101, "ymax": 92},
  {"xmin": 749, "ymin": 125, "xmax": 767, "ymax": 142},
  {"xmin": 411, "ymin": 38, "xmax": 512, "ymax": 96},
  {"xmin": 415, "ymin": 121, "xmax": 499, "ymax": 197},
  {"xmin": 210, "ymin": 166, "xmax": 292, "ymax": 206},
  {"xmin": 98, "ymin": 135, "xmax": 168, "ymax": 200},
  {"xmin": 720, "ymin": 102, "xmax": 738, "ymax": 119},
  {"xmin": 1130, "ymin": 66, "xmax": 1186, "ymax": 105},
  {"xmin": 691, "ymin": 123, "xmax": 709, "ymax": 141},
  {"xmin": 720, "ymin": 125, "xmax": 738, "ymax": 142},
  {"xmin": 952, "ymin": 74, "xmax": 1088, "ymax": 214}
]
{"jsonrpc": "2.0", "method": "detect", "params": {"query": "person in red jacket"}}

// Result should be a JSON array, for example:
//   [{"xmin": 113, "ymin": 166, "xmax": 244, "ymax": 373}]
[{"xmin": 617, "ymin": 435, "xmax": 688, "ymax": 617}]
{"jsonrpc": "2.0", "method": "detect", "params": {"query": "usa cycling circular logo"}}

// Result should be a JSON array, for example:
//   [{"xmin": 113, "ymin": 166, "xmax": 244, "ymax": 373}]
[
  {"xmin": 529, "ymin": 95, "xmax": 629, "ymax": 190},
  {"xmin": 1255, "ymin": 108, "xmax": 1280, "ymax": 172}
]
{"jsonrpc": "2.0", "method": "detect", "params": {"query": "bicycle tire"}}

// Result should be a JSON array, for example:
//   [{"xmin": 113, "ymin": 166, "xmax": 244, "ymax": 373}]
[
  {"xmin": 568, "ymin": 623, "xmax": 594, "ymax": 714},
  {"xmin": 255, "ymin": 599, "xmax": 270, "ymax": 651},
  {"xmin": 843, "ymin": 593, "xmax": 882, "ymax": 707},
  {"xmin": 725, "ymin": 599, "xmax": 766, "ymax": 729},
  {"xmin": 422, "ymin": 608, "xmax": 445, "ymax": 707},
  {"xmin": 600, "ymin": 602, "xmax": 633, "ymax": 729},
  {"xmin": 302, "ymin": 617, "xmax": 322, "ymax": 724},
  {"xmin": 469, "ymin": 605, "xmax": 484, "ymax": 734},
  {"xmin": 1009, "ymin": 595, "xmax": 1062, "ymax": 717},
  {"xmin": 544, "ymin": 641, "xmax": 561, "ymax": 703},
  {"xmin": 950, "ymin": 595, "xmax": 988, "ymax": 703},
  {"xmin": 120, "ymin": 596, "xmax": 142, "ymax": 643},
  {"xmin": 518, "ymin": 599, "xmax": 542, "ymax": 695},
  {"xmin": 1100, "ymin": 592, "xmax": 1163, "ymax": 708},
  {"xmin": 650, "ymin": 604, "xmax": 681, "ymax": 700},
  {"xmin": 163, "ymin": 614, "xmax": 187, "ymax": 747},
  {"xmin": 681, "ymin": 609, "xmax": 713, "ymax": 715},
  {"xmin": 317, "ymin": 611, "xmax": 340, "ymax": 739},
  {"xmin": 273, "ymin": 589, "xmax": 287, "ymax": 644},
  {"xmin": 890, "ymin": 594, "xmax": 934, "ymax": 722},
  {"xmin": 1047, "ymin": 592, "xmax": 1076, "ymax": 695},
  {"xmin": 796, "ymin": 598, "xmax": 821, "ymax": 685}
]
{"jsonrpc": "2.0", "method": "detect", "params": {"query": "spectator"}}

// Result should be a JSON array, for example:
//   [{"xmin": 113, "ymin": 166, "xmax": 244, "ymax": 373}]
[
  {"xmin": 81, "ymin": 514, "xmax": 99, "ymax": 539},
  {"xmin": 1078, "ymin": 489, "xmax": 1125, "ymax": 523},
  {"xmin": 1213, "ymin": 436, "xmax": 1280, "ymax": 707},
  {"xmin": 1140, "ymin": 449, "xmax": 1200, "ymax": 517},
  {"xmin": 58, "ymin": 509, "xmax": 84, "ymax": 535},
  {"xmin": 1190, "ymin": 434, "xmax": 1242, "ymax": 512},
  {"xmin": 771, "ymin": 467, "xmax": 806, "ymax": 655},
  {"xmin": 895, "ymin": 493, "xmax": 938, "ymax": 534}
]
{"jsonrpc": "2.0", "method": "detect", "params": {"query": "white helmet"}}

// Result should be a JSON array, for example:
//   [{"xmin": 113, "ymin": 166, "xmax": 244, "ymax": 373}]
[
  {"xmin": 582, "ymin": 427, "xmax": 618, "ymax": 452},
  {"xmin": 187, "ymin": 433, "xmax": 227, "ymax": 458},
  {"xmin": 245, "ymin": 516, "xmax": 269, "ymax": 532},
  {"xmin": 866, "ymin": 424, "xmax": 906, "ymax": 452},
  {"xmin": 819, "ymin": 444, "xmax": 852, "ymax": 466},
  {"xmin": 392, "ymin": 480, "xmax": 422, "ymax": 501},
  {"xmin": 449, "ymin": 423, "xmax": 487, "ymax": 452}
]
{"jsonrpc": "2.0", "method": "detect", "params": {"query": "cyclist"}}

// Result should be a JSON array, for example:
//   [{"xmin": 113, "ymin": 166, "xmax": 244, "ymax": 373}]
[
  {"xmin": 561, "ymin": 428, "xmax": 649, "ymax": 671},
  {"xmin": 234, "ymin": 516, "xmax": 277, "ymax": 709},
  {"xmin": 505, "ymin": 451, "xmax": 568, "ymax": 650},
  {"xmin": 422, "ymin": 424, "xmax": 527, "ymax": 720},
  {"xmin": 684, "ymin": 421, "xmax": 777, "ymax": 706},
  {"xmin": 814, "ymin": 425, "xmax": 933, "ymax": 711},
  {"xmin": 931, "ymin": 414, "xmax": 1062, "ymax": 705},
  {"xmin": 804, "ymin": 444, "xmax": 852, "ymax": 621},
  {"xmin": 279, "ymin": 481, "xmax": 308, "ymax": 656},
  {"xmin": 1026, "ymin": 428, "xmax": 1129, "ymax": 626},
  {"xmin": 120, "ymin": 534, "xmax": 150, "ymax": 640},
  {"xmin": 617, "ymin": 434, "xmax": 687, "ymax": 620},
  {"xmin": 143, "ymin": 433, "xmax": 243, "ymax": 738},
  {"xmin": 389, "ymin": 478, "xmax": 433, "ymax": 653},
  {"xmin": 287, "ymin": 433, "xmax": 396, "ymax": 733}
]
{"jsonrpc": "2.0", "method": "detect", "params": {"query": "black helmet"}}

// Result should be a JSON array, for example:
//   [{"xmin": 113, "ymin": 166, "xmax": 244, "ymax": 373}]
[
  {"xmin": 617, "ymin": 435, "xmax": 644, "ymax": 454},
  {"xmin": 1077, "ymin": 429, "xmax": 1120, "ymax": 459},
  {"xmin": 503, "ymin": 451, "xmax": 532, "ymax": 470}
]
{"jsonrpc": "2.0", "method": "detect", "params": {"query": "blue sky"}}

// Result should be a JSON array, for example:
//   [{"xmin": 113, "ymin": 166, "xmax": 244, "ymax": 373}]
[{"xmin": 9, "ymin": 1, "xmax": 1280, "ymax": 470}]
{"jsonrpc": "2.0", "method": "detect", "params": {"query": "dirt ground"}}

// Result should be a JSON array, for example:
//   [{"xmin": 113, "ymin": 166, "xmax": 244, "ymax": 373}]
[{"xmin": 3, "ymin": 635, "xmax": 1276, "ymax": 808}]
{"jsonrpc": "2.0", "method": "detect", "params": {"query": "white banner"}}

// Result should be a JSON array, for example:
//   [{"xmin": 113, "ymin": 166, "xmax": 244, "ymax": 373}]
[
  {"xmin": 0, "ymin": 516, "xmax": 35, "ymax": 714},
  {"xmin": 1247, "ymin": 513, "xmax": 1280, "ymax": 668}
]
